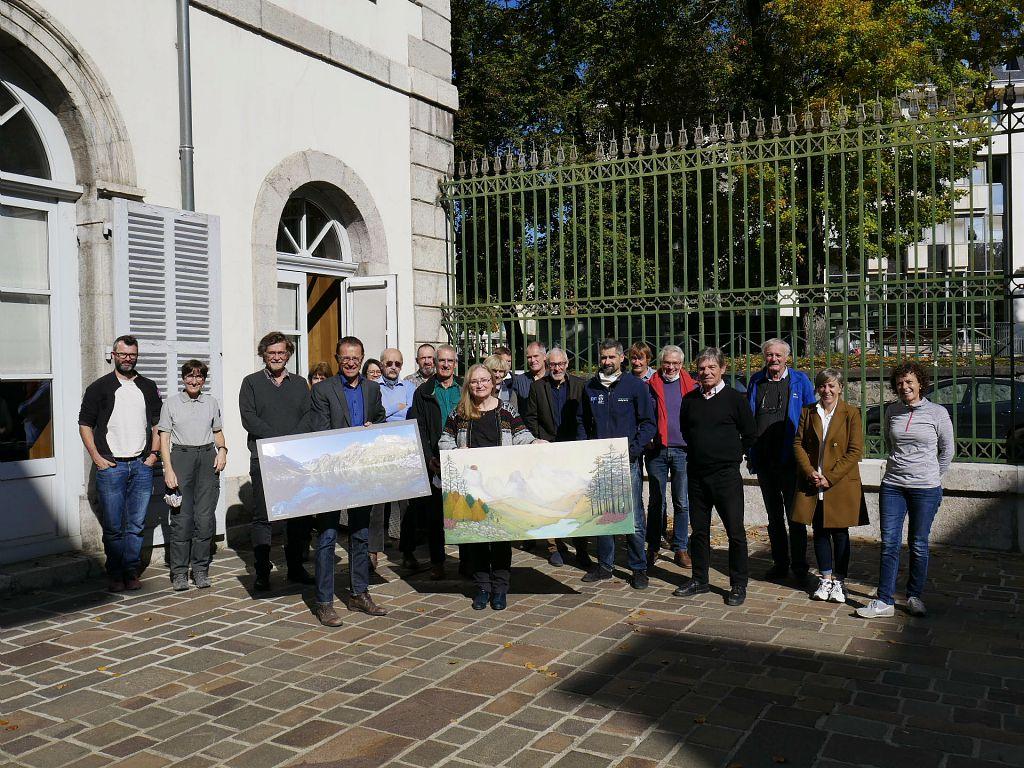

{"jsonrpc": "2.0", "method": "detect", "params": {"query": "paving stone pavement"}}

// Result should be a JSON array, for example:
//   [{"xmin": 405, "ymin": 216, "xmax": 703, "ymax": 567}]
[{"xmin": 1, "ymin": 529, "xmax": 1022, "ymax": 768}]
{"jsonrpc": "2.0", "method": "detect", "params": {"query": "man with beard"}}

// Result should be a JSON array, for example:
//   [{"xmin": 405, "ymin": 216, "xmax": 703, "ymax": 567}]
[
  {"xmin": 404, "ymin": 344, "xmax": 436, "ymax": 386},
  {"xmin": 577, "ymin": 339, "xmax": 657, "ymax": 589},
  {"xmin": 79, "ymin": 335, "xmax": 162, "ymax": 592}
]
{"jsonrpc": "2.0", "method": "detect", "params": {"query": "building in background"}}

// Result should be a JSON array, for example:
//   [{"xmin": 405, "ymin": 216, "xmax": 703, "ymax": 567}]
[{"xmin": 0, "ymin": 0, "xmax": 456, "ymax": 563}]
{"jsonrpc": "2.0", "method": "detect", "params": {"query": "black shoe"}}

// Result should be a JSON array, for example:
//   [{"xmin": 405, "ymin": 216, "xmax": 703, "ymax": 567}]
[
  {"xmin": 472, "ymin": 590, "xmax": 491, "ymax": 610},
  {"xmin": 576, "ymin": 552, "xmax": 594, "ymax": 570},
  {"xmin": 725, "ymin": 586, "xmax": 747, "ymax": 606},
  {"xmin": 490, "ymin": 593, "xmax": 507, "ymax": 611},
  {"xmin": 287, "ymin": 569, "xmax": 315, "ymax": 585},
  {"xmin": 792, "ymin": 570, "xmax": 812, "ymax": 589},
  {"xmin": 401, "ymin": 554, "xmax": 423, "ymax": 572},
  {"xmin": 581, "ymin": 567, "xmax": 613, "ymax": 583},
  {"xmin": 548, "ymin": 551, "xmax": 565, "ymax": 567},
  {"xmin": 764, "ymin": 564, "xmax": 789, "ymax": 581},
  {"xmin": 631, "ymin": 570, "xmax": 649, "ymax": 590},
  {"xmin": 254, "ymin": 573, "xmax": 271, "ymax": 591},
  {"xmin": 673, "ymin": 580, "xmax": 710, "ymax": 597}
]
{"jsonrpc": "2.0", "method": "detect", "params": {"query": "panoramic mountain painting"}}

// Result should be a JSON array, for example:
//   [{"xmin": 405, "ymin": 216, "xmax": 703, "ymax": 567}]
[
  {"xmin": 440, "ymin": 438, "xmax": 636, "ymax": 544},
  {"xmin": 257, "ymin": 421, "xmax": 431, "ymax": 521}
]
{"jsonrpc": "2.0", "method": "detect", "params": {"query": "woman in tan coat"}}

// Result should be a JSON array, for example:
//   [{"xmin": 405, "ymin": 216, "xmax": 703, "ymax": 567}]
[{"xmin": 792, "ymin": 368, "xmax": 867, "ymax": 604}]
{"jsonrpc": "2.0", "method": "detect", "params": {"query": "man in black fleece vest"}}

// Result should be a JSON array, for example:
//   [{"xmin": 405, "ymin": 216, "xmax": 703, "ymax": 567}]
[
  {"xmin": 239, "ymin": 332, "xmax": 312, "ymax": 591},
  {"xmin": 675, "ymin": 347, "xmax": 756, "ymax": 605}
]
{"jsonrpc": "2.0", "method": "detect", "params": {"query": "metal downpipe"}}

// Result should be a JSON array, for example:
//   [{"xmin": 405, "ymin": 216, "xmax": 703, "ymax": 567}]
[{"xmin": 176, "ymin": 0, "xmax": 195, "ymax": 211}]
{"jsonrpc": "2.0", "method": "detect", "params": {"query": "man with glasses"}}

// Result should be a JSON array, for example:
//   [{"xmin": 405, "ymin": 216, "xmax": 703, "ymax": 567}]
[
  {"xmin": 239, "ymin": 331, "xmax": 312, "ymax": 591},
  {"xmin": 308, "ymin": 336, "xmax": 388, "ymax": 626},
  {"xmin": 523, "ymin": 347, "xmax": 592, "ymax": 569},
  {"xmin": 407, "ymin": 344, "xmax": 461, "ymax": 578},
  {"xmin": 79, "ymin": 335, "xmax": 163, "ymax": 592},
  {"xmin": 377, "ymin": 348, "xmax": 418, "ymax": 570},
  {"xmin": 404, "ymin": 344, "xmax": 436, "ymax": 386}
]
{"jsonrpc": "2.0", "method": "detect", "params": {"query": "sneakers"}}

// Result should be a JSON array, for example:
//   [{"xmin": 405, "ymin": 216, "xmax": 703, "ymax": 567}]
[
  {"xmin": 171, "ymin": 574, "xmax": 189, "ymax": 592},
  {"xmin": 631, "ymin": 570, "xmax": 649, "ymax": 590},
  {"xmin": 581, "ymin": 567, "xmax": 613, "ymax": 583},
  {"xmin": 314, "ymin": 602, "xmax": 343, "ymax": 627},
  {"xmin": 856, "ymin": 599, "xmax": 895, "ymax": 619},
  {"xmin": 812, "ymin": 578, "xmax": 832, "ymax": 601},
  {"xmin": 192, "ymin": 571, "xmax": 211, "ymax": 589},
  {"xmin": 907, "ymin": 596, "xmax": 927, "ymax": 616},
  {"xmin": 548, "ymin": 551, "xmax": 565, "ymax": 567},
  {"xmin": 829, "ymin": 580, "xmax": 846, "ymax": 604}
]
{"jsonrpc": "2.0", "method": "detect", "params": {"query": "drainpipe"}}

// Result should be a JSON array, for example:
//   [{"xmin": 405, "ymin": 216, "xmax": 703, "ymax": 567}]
[{"xmin": 176, "ymin": 0, "xmax": 195, "ymax": 211}]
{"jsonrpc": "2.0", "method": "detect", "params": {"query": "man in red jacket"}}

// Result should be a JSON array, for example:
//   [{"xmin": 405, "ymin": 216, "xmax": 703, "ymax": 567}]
[{"xmin": 646, "ymin": 344, "xmax": 697, "ymax": 568}]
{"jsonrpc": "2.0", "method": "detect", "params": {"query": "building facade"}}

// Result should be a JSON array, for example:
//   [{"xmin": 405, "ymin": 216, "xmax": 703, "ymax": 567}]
[{"xmin": 0, "ymin": 0, "xmax": 456, "ymax": 564}]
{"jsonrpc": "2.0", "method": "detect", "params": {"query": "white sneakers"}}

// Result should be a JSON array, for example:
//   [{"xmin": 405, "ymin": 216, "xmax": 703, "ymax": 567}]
[
  {"xmin": 856, "ymin": 599, "xmax": 895, "ymax": 618},
  {"xmin": 812, "ymin": 578, "xmax": 847, "ymax": 604}
]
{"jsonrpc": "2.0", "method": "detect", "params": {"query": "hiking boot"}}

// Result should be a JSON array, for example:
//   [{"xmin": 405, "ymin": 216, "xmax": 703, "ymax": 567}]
[
  {"xmin": 348, "ymin": 592, "xmax": 387, "ymax": 616},
  {"xmin": 192, "ymin": 570, "xmax": 211, "ymax": 589},
  {"xmin": 171, "ymin": 574, "xmax": 189, "ymax": 592},
  {"xmin": 314, "ymin": 602, "xmax": 343, "ymax": 627}
]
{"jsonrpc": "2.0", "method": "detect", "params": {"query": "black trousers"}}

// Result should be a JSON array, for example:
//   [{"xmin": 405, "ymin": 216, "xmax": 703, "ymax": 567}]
[
  {"xmin": 688, "ymin": 465, "xmax": 748, "ymax": 587},
  {"xmin": 465, "ymin": 541, "xmax": 512, "ymax": 595},
  {"xmin": 400, "ymin": 484, "xmax": 447, "ymax": 564},
  {"xmin": 249, "ymin": 456, "xmax": 312, "ymax": 576},
  {"xmin": 812, "ymin": 502, "xmax": 851, "ymax": 578},
  {"xmin": 757, "ymin": 465, "xmax": 808, "ymax": 574}
]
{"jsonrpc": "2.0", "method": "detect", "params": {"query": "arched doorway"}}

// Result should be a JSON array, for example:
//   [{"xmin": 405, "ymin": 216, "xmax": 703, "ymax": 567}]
[{"xmin": 0, "ymin": 55, "xmax": 84, "ymax": 561}]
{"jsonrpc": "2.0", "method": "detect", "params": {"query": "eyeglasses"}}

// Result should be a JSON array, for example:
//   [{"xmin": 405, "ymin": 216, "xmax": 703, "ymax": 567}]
[
  {"xmin": 469, "ymin": 378, "xmax": 493, "ymax": 386},
  {"xmin": 382, "ymin": 361, "xmax": 402, "ymax": 367},
  {"xmin": 184, "ymin": 373, "xmax": 206, "ymax": 381},
  {"xmin": 336, "ymin": 356, "xmax": 361, "ymax": 364},
  {"xmin": 265, "ymin": 352, "xmax": 290, "ymax": 359},
  {"xmin": 113, "ymin": 352, "xmax": 138, "ymax": 360},
  {"xmin": 549, "ymin": 361, "xmax": 568, "ymax": 368}
]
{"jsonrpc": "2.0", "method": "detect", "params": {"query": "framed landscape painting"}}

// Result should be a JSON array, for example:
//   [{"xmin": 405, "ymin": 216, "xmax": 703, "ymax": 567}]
[
  {"xmin": 257, "ymin": 421, "xmax": 431, "ymax": 521},
  {"xmin": 440, "ymin": 438, "xmax": 636, "ymax": 544}
]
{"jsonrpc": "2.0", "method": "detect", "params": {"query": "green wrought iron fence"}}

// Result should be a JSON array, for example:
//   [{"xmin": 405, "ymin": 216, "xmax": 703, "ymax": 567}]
[{"xmin": 440, "ymin": 95, "xmax": 1024, "ymax": 462}]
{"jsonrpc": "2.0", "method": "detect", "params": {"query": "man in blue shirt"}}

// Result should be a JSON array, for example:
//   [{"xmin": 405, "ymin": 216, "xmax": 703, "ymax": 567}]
[
  {"xmin": 310, "ymin": 336, "xmax": 387, "ymax": 627},
  {"xmin": 577, "ymin": 339, "xmax": 657, "ymax": 589},
  {"xmin": 379, "ymin": 348, "xmax": 417, "ymax": 422}
]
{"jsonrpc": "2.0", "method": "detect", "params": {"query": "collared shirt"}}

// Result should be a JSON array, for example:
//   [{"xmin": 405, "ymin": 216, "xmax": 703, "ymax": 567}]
[
  {"xmin": 404, "ymin": 369, "xmax": 431, "ymax": 386},
  {"xmin": 380, "ymin": 376, "xmax": 417, "ymax": 421},
  {"xmin": 434, "ymin": 379, "xmax": 460, "ymax": 424},
  {"xmin": 815, "ymin": 402, "xmax": 837, "ymax": 500},
  {"xmin": 158, "ymin": 391, "xmax": 222, "ymax": 446},
  {"xmin": 701, "ymin": 380, "xmax": 726, "ymax": 399},
  {"xmin": 264, "ymin": 368, "xmax": 291, "ymax": 388},
  {"xmin": 341, "ymin": 375, "xmax": 365, "ymax": 426},
  {"xmin": 635, "ymin": 367, "xmax": 655, "ymax": 383}
]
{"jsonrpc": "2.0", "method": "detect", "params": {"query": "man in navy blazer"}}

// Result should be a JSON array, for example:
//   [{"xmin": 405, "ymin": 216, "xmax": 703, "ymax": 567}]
[{"xmin": 310, "ymin": 335, "xmax": 387, "ymax": 627}]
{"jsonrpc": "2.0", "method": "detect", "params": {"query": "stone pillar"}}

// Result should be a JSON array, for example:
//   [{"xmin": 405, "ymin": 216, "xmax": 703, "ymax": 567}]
[{"xmin": 408, "ymin": 0, "xmax": 457, "ymax": 347}]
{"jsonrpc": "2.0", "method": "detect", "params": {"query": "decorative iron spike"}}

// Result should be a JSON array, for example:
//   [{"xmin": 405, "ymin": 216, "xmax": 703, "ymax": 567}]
[
  {"xmin": 908, "ymin": 90, "xmax": 921, "ymax": 118},
  {"xmin": 739, "ymin": 113, "xmax": 750, "ymax": 140},
  {"xmin": 890, "ymin": 92, "xmax": 902, "ymax": 121},
  {"xmin": 457, "ymin": 157, "xmax": 466, "ymax": 178},
  {"xmin": 787, "ymin": 104, "xmax": 798, "ymax": 134},
  {"xmin": 837, "ymin": 99, "xmax": 849, "ymax": 127},
  {"xmin": 694, "ymin": 120, "xmax": 704, "ymax": 146},
  {"xmin": 664, "ymin": 122, "xmax": 674, "ymax": 150},
  {"xmin": 650, "ymin": 125, "xmax": 659, "ymax": 152},
  {"xmin": 622, "ymin": 128, "xmax": 632, "ymax": 156},
  {"xmin": 770, "ymin": 108, "xmax": 781, "ymax": 136},
  {"xmin": 595, "ymin": 132, "xmax": 605, "ymax": 161},
  {"xmin": 636, "ymin": 126, "xmax": 646, "ymax": 154},
  {"xmin": 517, "ymin": 143, "xmax": 527, "ymax": 170},
  {"xmin": 946, "ymin": 89, "xmax": 958, "ymax": 113},
  {"xmin": 819, "ymin": 102, "xmax": 831, "ymax": 129},
  {"xmin": 556, "ymin": 144, "xmax": 565, "ymax": 165},
  {"xmin": 926, "ymin": 86, "xmax": 939, "ymax": 114},
  {"xmin": 570, "ymin": 140, "xmax": 579, "ymax": 163},
  {"xmin": 872, "ymin": 96, "xmax": 884, "ymax": 122},
  {"xmin": 481, "ymin": 154, "xmax": 490, "ymax": 175},
  {"xmin": 678, "ymin": 119, "xmax": 688, "ymax": 149},
  {"xmin": 542, "ymin": 144, "xmax": 552, "ymax": 168},
  {"xmin": 529, "ymin": 143, "xmax": 539, "ymax": 169},
  {"xmin": 856, "ymin": 98, "xmax": 866, "ymax": 124},
  {"xmin": 608, "ymin": 132, "xmax": 618, "ymax": 160},
  {"xmin": 724, "ymin": 118, "xmax": 735, "ymax": 142},
  {"xmin": 708, "ymin": 117, "xmax": 720, "ymax": 143},
  {"xmin": 755, "ymin": 109, "xmax": 766, "ymax": 138},
  {"xmin": 470, "ymin": 155, "xmax": 479, "ymax": 177},
  {"xmin": 802, "ymin": 104, "xmax": 815, "ymax": 131}
]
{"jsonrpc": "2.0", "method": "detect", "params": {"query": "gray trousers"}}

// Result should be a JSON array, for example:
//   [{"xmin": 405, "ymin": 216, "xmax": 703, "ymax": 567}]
[{"xmin": 169, "ymin": 444, "xmax": 219, "ymax": 577}]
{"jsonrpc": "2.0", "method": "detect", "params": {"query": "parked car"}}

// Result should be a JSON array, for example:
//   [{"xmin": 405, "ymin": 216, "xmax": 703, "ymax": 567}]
[{"xmin": 864, "ymin": 377, "xmax": 1024, "ymax": 449}]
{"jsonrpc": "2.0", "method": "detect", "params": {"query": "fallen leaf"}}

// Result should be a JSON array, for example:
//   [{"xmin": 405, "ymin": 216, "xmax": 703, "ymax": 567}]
[
  {"xmin": 416, "ymin": 608, "xmax": 426, "ymax": 613},
  {"xmin": 694, "ymin": 716, "xmax": 706, "ymax": 724},
  {"xmin": 5, "ymin": 725, "xmax": 18, "ymax": 731},
  {"xmin": 55, "ymin": 684, "xmax": 66, "ymax": 690},
  {"xmin": 525, "ymin": 662, "xmax": 537, "ymax": 670},
  {"xmin": 503, "ymin": 642, "xmax": 513, "ymax": 648},
  {"xmin": 447, "ymin": 660, "xmax": 458, "ymax": 665},
  {"xmin": 143, "ymin": 617, "xmax": 152, "ymax": 622},
  {"xmin": 97, "ymin": 666, "xmax": 108, "ymax": 672},
  {"xmin": 546, "ymin": 671, "xmax": 558, "ymax": 678},
  {"xmin": 0, "ymin": 720, "xmax": 7, "ymax": 725},
  {"xmin": 727, "ymin": 762, "xmax": 743, "ymax": 768}
]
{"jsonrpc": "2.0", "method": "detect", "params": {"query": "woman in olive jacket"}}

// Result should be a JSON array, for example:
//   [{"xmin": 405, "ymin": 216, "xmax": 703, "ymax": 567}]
[{"xmin": 792, "ymin": 368, "xmax": 868, "ymax": 605}]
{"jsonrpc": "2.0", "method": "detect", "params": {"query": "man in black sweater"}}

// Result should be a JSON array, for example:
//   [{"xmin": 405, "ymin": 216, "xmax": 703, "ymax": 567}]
[
  {"xmin": 674, "ymin": 347, "xmax": 756, "ymax": 605},
  {"xmin": 239, "ymin": 331, "xmax": 312, "ymax": 591}
]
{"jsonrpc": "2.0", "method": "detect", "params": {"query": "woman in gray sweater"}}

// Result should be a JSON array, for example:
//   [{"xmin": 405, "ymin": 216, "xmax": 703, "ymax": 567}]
[{"xmin": 857, "ymin": 361, "xmax": 953, "ymax": 619}]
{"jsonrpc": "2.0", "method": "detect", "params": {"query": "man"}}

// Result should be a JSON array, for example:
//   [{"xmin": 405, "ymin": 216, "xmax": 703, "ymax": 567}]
[
  {"xmin": 628, "ymin": 342, "xmax": 656, "ymax": 383},
  {"xmin": 522, "ymin": 347, "xmax": 592, "ymax": 569},
  {"xmin": 647, "ymin": 345, "xmax": 697, "ymax": 569},
  {"xmin": 406, "ymin": 344, "xmax": 461, "ymax": 577},
  {"xmin": 675, "ymin": 348, "xmax": 756, "ymax": 606},
  {"xmin": 577, "ymin": 339, "xmax": 657, "ymax": 589},
  {"xmin": 404, "ymin": 344, "xmax": 436, "ymax": 386},
  {"xmin": 747, "ymin": 338, "xmax": 816, "ymax": 583},
  {"xmin": 309, "ymin": 336, "xmax": 388, "ymax": 626},
  {"xmin": 79, "ymin": 335, "xmax": 162, "ymax": 592},
  {"xmin": 239, "ymin": 331, "xmax": 312, "ymax": 591},
  {"xmin": 379, "ymin": 348, "xmax": 417, "ymax": 422}
]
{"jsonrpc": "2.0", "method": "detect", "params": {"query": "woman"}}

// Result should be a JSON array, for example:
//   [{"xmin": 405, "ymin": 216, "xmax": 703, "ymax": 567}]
[
  {"xmin": 362, "ymin": 358, "xmax": 383, "ymax": 382},
  {"xmin": 308, "ymin": 362, "xmax": 331, "ymax": 387},
  {"xmin": 438, "ymin": 363, "xmax": 540, "ymax": 610},
  {"xmin": 158, "ymin": 360, "xmax": 227, "ymax": 590},
  {"xmin": 857, "ymin": 362, "xmax": 953, "ymax": 619},
  {"xmin": 792, "ymin": 368, "xmax": 867, "ymax": 604},
  {"xmin": 483, "ymin": 354, "xmax": 518, "ymax": 412}
]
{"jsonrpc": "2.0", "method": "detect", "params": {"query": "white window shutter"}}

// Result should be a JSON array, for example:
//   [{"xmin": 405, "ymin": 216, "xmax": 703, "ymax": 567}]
[
  {"xmin": 341, "ymin": 274, "xmax": 398, "ymax": 356},
  {"xmin": 113, "ymin": 199, "xmax": 222, "ymax": 404}
]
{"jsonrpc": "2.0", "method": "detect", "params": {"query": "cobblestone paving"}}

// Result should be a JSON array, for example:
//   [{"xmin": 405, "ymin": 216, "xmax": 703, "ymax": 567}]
[{"xmin": 1, "ymin": 531, "xmax": 1021, "ymax": 768}]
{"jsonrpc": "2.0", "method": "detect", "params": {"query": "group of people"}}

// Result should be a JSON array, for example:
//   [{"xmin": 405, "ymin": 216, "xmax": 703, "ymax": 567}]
[{"xmin": 79, "ymin": 332, "xmax": 953, "ymax": 626}]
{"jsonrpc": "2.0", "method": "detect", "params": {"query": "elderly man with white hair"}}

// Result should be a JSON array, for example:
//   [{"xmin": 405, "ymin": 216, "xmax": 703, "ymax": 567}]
[{"xmin": 746, "ymin": 338, "xmax": 817, "ymax": 584}]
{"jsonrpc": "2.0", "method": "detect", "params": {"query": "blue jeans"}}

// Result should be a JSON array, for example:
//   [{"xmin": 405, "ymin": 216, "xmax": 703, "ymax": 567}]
[
  {"xmin": 878, "ymin": 483, "xmax": 943, "ymax": 605},
  {"xmin": 597, "ymin": 460, "xmax": 646, "ymax": 572},
  {"xmin": 95, "ymin": 458, "xmax": 153, "ymax": 576},
  {"xmin": 315, "ymin": 506, "xmax": 371, "ymax": 604},
  {"xmin": 647, "ymin": 447, "xmax": 690, "ymax": 552}
]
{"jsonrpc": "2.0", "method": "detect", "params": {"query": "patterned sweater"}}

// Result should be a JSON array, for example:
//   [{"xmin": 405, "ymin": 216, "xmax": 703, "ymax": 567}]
[{"xmin": 438, "ymin": 402, "xmax": 536, "ymax": 450}]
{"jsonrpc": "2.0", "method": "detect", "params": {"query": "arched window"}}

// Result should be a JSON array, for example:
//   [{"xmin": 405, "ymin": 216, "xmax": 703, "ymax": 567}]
[{"xmin": 0, "ymin": 81, "xmax": 50, "ymax": 179}]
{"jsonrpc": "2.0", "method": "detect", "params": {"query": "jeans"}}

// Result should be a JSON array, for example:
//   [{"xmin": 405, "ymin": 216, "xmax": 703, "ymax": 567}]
[
  {"xmin": 878, "ymin": 483, "xmax": 943, "ymax": 605},
  {"xmin": 168, "ymin": 444, "xmax": 219, "ymax": 578},
  {"xmin": 95, "ymin": 458, "xmax": 154, "ymax": 577},
  {"xmin": 596, "ymin": 460, "xmax": 646, "ymax": 572},
  {"xmin": 466, "ymin": 541, "xmax": 512, "ymax": 594},
  {"xmin": 647, "ymin": 446, "xmax": 690, "ymax": 553},
  {"xmin": 811, "ymin": 502, "xmax": 851, "ymax": 578},
  {"xmin": 757, "ymin": 466, "xmax": 808, "ymax": 573},
  {"xmin": 315, "ymin": 506, "xmax": 371, "ymax": 604},
  {"xmin": 688, "ymin": 465, "xmax": 748, "ymax": 587}
]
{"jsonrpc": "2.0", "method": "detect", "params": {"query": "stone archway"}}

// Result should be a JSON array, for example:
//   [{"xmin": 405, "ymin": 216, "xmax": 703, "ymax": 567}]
[{"xmin": 251, "ymin": 150, "xmax": 389, "ymax": 344}]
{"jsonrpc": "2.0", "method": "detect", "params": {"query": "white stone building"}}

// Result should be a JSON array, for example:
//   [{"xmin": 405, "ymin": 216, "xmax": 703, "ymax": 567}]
[{"xmin": 0, "ymin": 0, "xmax": 456, "ymax": 564}]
